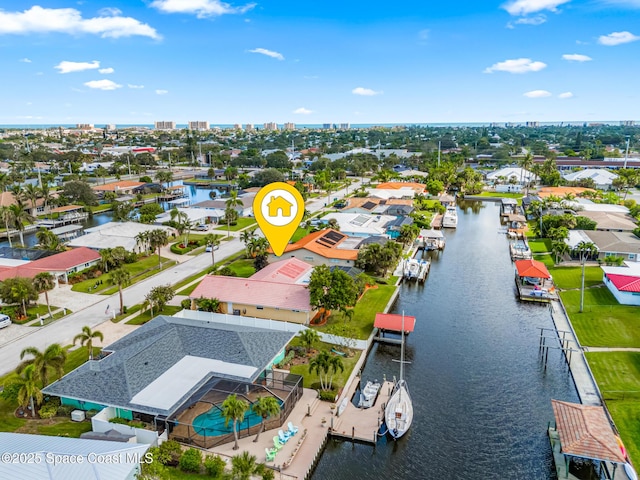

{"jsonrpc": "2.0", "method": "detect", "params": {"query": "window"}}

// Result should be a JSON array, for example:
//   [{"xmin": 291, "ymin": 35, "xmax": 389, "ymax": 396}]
[
  {"xmin": 257, "ymin": 306, "xmax": 264, "ymax": 310},
  {"xmin": 304, "ymin": 256, "xmax": 313, "ymax": 261},
  {"xmin": 629, "ymin": 254, "xmax": 636, "ymax": 260}
]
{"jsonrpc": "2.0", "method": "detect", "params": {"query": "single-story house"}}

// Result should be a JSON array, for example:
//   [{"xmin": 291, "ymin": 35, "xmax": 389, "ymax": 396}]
[
  {"xmin": 155, "ymin": 207, "xmax": 222, "ymax": 226},
  {"xmin": 340, "ymin": 197, "xmax": 413, "ymax": 215},
  {"xmin": 487, "ymin": 167, "xmax": 539, "ymax": 185},
  {"xmin": 568, "ymin": 230, "xmax": 640, "ymax": 263},
  {"xmin": 0, "ymin": 432, "xmax": 150, "ymax": 480},
  {"xmin": 43, "ymin": 315, "xmax": 298, "ymax": 445},
  {"xmin": 190, "ymin": 273, "xmax": 316, "ymax": 324},
  {"xmin": 602, "ymin": 262, "xmax": 640, "ymax": 306},
  {"xmin": 270, "ymin": 229, "xmax": 360, "ymax": 267},
  {"xmin": 249, "ymin": 257, "xmax": 313, "ymax": 284},
  {"xmin": 385, "ymin": 216, "xmax": 415, "ymax": 238},
  {"xmin": 576, "ymin": 211, "xmax": 638, "ymax": 232},
  {"xmin": 191, "ymin": 193, "xmax": 254, "ymax": 217},
  {"xmin": 93, "ymin": 181, "xmax": 145, "ymax": 195},
  {"xmin": 322, "ymin": 213, "xmax": 396, "ymax": 238},
  {"xmin": 375, "ymin": 182, "xmax": 426, "ymax": 194},
  {"xmin": 68, "ymin": 222, "xmax": 175, "ymax": 252},
  {"xmin": 562, "ymin": 169, "xmax": 618, "ymax": 190},
  {"xmin": 368, "ymin": 188, "xmax": 418, "ymax": 200},
  {"xmin": 0, "ymin": 247, "xmax": 100, "ymax": 283}
]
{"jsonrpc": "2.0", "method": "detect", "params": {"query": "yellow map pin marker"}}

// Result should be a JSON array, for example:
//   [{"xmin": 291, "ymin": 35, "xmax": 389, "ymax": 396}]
[{"xmin": 253, "ymin": 182, "xmax": 305, "ymax": 256}]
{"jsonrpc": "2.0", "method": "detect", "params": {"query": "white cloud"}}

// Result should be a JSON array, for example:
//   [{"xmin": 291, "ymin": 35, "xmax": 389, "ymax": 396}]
[
  {"xmin": 303, "ymin": 75, "xmax": 319, "ymax": 79},
  {"xmin": 128, "ymin": 84, "xmax": 144, "ymax": 89},
  {"xmin": 507, "ymin": 14, "xmax": 547, "ymax": 28},
  {"xmin": 19, "ymin": 58, "xmax": 31, "ymax": 63},
  {"xmin": 155, "ymin": 89, "xmax": 169, "ymax": 95},
  {"xmin": 55, "ymin": 60, "xmax": 100, "ymax": 74},
  {"xmin": 98, "ymin": 8, "xmax": 122, "ymax": 16},
  {"xmin": 0, "ymin": 6, "xmax": 160, "ymax": 40},
  {"xmin": 598, "ymin": 31, "xmax": 640, "ymax": 45},
  {"xmin": 484, "ymin": 58, "xmax": 547, "ymax": 74},
  {"xmin": 293, "ymin": 107, "xmax": 313, "ymax": 115},
  {"xmin": 502, "ymin": 0, "xmax": 571, "ymax": 15},
  {"xmin": 352, "ymin": 87, "xmax": 382, "ymax": 96},
  {"xmin": 524, "ymin": 89, "xmax": 552, "ymax": 97},
  {"xmin": 558, "ymin": 92, "xmax": 574, "ymax": 98},
  {"xmin": 150, "ymin": 0, "xmax": 255, "ymax": 18},
  {"xmin": 598, "ymin": 0, "xmax": 640, "ymax": 7},
  {"xmin": 248, "ymin": 48, "xmax": 284, "ymax": 60},
  {"xmin": 98, "ymin": 67, "xmax": 114, "ymax": 74},
  {"xmin": 562, "ymin": 53, "xmax": 592, "ymax": 61},
  {"xmin": 84, "ymin": 79, "xmax": 122, "ymax": 90}
]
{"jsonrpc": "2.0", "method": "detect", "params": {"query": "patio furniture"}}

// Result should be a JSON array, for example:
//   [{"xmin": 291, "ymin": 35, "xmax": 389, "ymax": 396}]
[
  {"xmin": 278, "ymin": 429, "xmax": 291, "ymax": 443},
  {"xmin": 265, "ymin": 447, "xmax": 277, "ymax": 462},
  {"xmin": 273, "ymin": 436, "xmax": 284, "ymax": 451},
  {"xmin": 287, "ymin": 421, "xmax": 299, "ymax": 435}
]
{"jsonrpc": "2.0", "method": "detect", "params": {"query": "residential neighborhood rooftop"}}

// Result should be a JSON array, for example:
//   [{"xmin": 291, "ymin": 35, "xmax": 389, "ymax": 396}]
[{"xmin": 277, "ymin": 229, "xmax": 359, "ymax": 260}]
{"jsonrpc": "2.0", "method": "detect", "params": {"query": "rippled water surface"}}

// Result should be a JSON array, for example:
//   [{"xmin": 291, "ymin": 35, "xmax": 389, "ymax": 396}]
[{"xmin": 313, "ymin": 201, "xmax": 579, "ymax": 480}]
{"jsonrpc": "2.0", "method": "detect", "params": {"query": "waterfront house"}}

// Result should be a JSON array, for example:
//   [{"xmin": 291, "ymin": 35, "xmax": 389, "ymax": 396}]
[
  {"xmin": 93, "ymin": 180, "xmax": 145, "ymax": 196},
  {"xmin": 42, "ymin": 315, "xmax": 301, "ymax": 450},
  {"xmin": 268, "ymin": 229, "xmax": 359, "ymax": 267},
  {"xmin": 340, "ymin": 197, "xmax": 413, "ymax": 215},
  {"xmin": 68, "ymin": 222, "xmax": 176, "ymax": 252},
  {"xmin": 568, "ymin": 230, "xmax": 640, "ymax": 263},
  {"xmin": 487, "ymin": 167, "xmax": 539, "ymax": 186},
  {"xmin": 0, "ymin": 247, "xmax": 100, "ymax": 283},
  {"xmin": 375, "ymin": 182, "xmax": 426, "ymax": 194},
  {"xmin": 562, "ymin": 169, "xmax": 618, "ymax": 190},
  {"xmin": 191, "ymin": 193, "xmax": 255, "ymax": 217},
  {"xmin": 321, "ymin": 213, "xmax": 395, "ymax": 238},
  {"xmin": 601, "ymin": 262, "xmax": 640, "ymax": 306}
]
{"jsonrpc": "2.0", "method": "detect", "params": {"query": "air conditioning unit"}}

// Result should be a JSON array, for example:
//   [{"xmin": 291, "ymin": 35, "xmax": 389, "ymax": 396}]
[{"xmin": 71, "ymin": 410, "xmax": 86, "ymax": 422}]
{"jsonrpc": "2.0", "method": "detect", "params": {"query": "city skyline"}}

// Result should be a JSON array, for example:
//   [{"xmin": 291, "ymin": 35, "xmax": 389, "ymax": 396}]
[{"xmin": 1, "ymin": 0, "xmax": 639, "ymax": 125}]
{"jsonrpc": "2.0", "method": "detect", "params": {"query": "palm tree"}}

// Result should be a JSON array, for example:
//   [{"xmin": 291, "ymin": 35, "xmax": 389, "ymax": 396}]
[
  {"xmin": 148, "ymin": 229, "xmax": 169, "ymax": 270},
  {"xmin": 40, "ymin": 182, "xmax": 53, "ymax": 213},
  {"xmin": 33, "ymin": 272, "xmax": 56, "ymax": 319},
  {"xmin": 251, "ymin": 396, "xmax": 281, "ymax": 442},
  {"xmin": 231, "ymin": 451, "xmax": 258, "ymax": 480},
  {"xmin": 155, "ymin": 170, "xmax": 173, "ymax": 190},
  {"xmin": 14, "ymin": 364, "xmax": 43, "ymax": 417},
  {"xmin": 135, "ymin": 230, "xmax": 151, "ymax": 254},
  {"xmin": 0, "ymin": 205, "xmax": 14, "ymax": 247},
  {"xmin": 240, "ymin": 227, "xmax": 256, "ymax": 247},
  {"xmin": 109, "ymin": 268, "xmax": 131, "ymax": 315},
  {"xmin": 326, "ymin": 355, "xmax": 344, "ymax": 391},
  {"xmin": 518, "ymin": 152, "xmax": 534, "ymax": 196},
  {"xmin": 225, "ymin": 190, "xmax": 244, "ymax": 238},
  {"xmin": 221, "ymin": 394, "xmax": 249, "ymax": 450},
  {"xmin": 551, "ymin": 241, "xmax": 570, "ymax": 265},
  {"xmin": 73, "ymin": 325, "xmax": 104, "ymax": 360},
  {"xmin": 203, "ymin": 233, "xmax": 221, "ymax": 267},
  {"xmin": 9, "ymin": 199, "xmax": 35, "ymax": 245},
  {"xmin": 573, "ymin": 241, "xmax": 598, "ymax": 313},
  {"xmin": 18, "ymin": 344, "xmax": 67, "ymax": 387},
  {"xmin": 36, "ymin": 228, "xmax": 61, "ymax": 251},
  {"xmin": 309, "ymin": 351, "xmax": 331, "ymax": 391},
  {"xmin": 99, "ymin": 248, "xmax": 114, "ymax": 273},
  {"xmin": 298, "ymin": 328, "xmax": 320, "ymax": 354},
  {"xmin": 24, "ymin": 183, "xmax": 41, "ymax": 215}
]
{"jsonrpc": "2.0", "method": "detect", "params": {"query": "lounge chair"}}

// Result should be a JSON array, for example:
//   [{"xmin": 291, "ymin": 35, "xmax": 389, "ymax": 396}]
[
  {"xmin": 278, "ymin": 429, "xmax": 291, "ymax": 443},
  {"xmin": 273, "ymin": 436, "xmax": 284, "ymax": 451},
  {"xmin": 265, "ymin": 447, "xmax": 277, "ymax": 462},
  {"xmin": 287, "ymin": 421, "xmax": 299, "ymax": 435}
]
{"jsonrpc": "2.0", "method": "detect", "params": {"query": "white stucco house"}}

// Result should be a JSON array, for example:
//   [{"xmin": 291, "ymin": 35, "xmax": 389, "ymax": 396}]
[{"xmin": 602, "ymin": 262, "xmax": 640, "ymax": 306}]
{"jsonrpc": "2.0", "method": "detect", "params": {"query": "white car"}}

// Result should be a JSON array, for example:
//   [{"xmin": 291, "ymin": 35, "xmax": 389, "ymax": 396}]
[
  {"xmin": 0, "ymin": 314, "xmax": 12, "ymax": 329},
  {"xmin": 205, "ymin": 244, "xmax": 219, "ymax": 253}
]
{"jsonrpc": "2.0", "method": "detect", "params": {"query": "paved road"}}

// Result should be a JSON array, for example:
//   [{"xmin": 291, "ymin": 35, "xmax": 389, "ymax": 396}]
[{"xmin": 0, "ymin": 178, "xmax": 363, "ymax": 376}]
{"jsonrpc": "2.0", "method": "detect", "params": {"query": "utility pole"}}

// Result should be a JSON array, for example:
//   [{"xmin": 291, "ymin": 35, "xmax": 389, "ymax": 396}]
[
  {"xmin": 623, "ymin": 136, "xmax": 630, "ymax": 169},
  {"xmin": 437, "ymin": 141, "xmax": 441, "ymax": 168}
]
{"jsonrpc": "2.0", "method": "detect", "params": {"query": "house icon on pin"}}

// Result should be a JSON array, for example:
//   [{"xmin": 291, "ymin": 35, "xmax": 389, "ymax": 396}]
[{"xmin": 267, "ymin": 195, "xmax": 293, "ymax": 217}]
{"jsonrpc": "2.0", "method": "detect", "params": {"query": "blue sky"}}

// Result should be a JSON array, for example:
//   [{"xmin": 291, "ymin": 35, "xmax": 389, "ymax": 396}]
[{"xmin": 1, "ymin": 0, "xmax": 639, "ymax": 125}]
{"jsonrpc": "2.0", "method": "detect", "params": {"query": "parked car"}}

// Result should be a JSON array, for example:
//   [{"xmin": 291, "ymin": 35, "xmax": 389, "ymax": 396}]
[
  {"xmin": 205, "ymin": 244, "xmax": 219, "ymax": 252},
  {"xmin": 0, "ymin": 314, "xmax": 12, "ymax": 329},
  {"xmin": 196, "ymin": 224, "xmax": 208, "ymax": 231}
]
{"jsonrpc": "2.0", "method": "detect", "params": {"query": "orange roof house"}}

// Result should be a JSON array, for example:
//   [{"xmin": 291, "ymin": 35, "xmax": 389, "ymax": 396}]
[
  {"xmin": 93, "ymin": 181, "xmax": 145, "ymax": 193},
  {"xmin": 267, "ymin": 195, "xmax": 293, "ymax": 217},
  {"xmin": 376, "ymin": 182, "xmax": 425, "ymax": 192},
  {"xmin": 537, "ymin": 186, "xmax": 596, "ymax": 199},
  {"xmin": 268, "ymin": 229, "xmax": 359, "ymax": 266}
]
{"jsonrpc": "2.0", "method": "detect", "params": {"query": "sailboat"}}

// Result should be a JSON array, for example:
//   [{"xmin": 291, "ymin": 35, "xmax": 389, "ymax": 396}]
[{"xmin": 385, "ymin": 312, "xmax": 413, "ymax": 440}]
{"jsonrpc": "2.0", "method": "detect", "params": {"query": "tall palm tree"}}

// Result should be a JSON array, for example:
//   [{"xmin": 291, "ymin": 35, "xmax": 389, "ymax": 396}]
[
  {"xmin": 24, "ymin": 183, "xmax": 41, "ymax": 215},
  {"xmin": 148, "ymin": 229, "xmax": 169, "ymax": 269},
  {"xmin": 573, "ymin": 241, "xmax": 598, "ymax": 313},
  {"xmin": 135, "ymin": 230, "xmax": 150, "ymax": 254},
  {"xmin": 225, "ymin": 190, "xmax": 244, "ymax": 238},
  {"xmin": 155, "ymin": 170, "xmax": 173, "ymax": 190},
  {"xmin": 40, "ymin": 182, "xmax": 53, "ymax": 214},
  {"xmin": 73, "ymin": 325, "xmax": 104, "ymax": 360},
  {"xmin": 298, "ymin": 328, "xmax": 320, "ymax": 354},
  {"xmin": 18, "ymin": 344, "xmax": 67, "ymax": 387},
  {"xmin": 0, "ymin": 205, "xmax": 14, "ymax": 247},
  {"xmin": 326, "ymin": 355, "xmax": 344, "ymax": 391},
  {"xmin": 518, "ymin": 152, "xmax": 534, "ymax": 196},
  {"xmin": 203, "ymin": 233, "xmax": 221, "ymax": 267},
  {"xmin": 221, "ymin": 394, "xmax": 249, "ymax": 450},
  {"xmin": 309, "ymin": 351, "xmax": 331, "ymax": 391},
  {"xmin": 14, "ymin": 364, "xmax": 43, "ymax": 417},
  {"xmin": 251, "ymin": 396, "xmax": 281, "ymax": 442},
  {"xmin": 33, "ymin": 272, "xmax": 56, "ymax": 319},
  {"xmin": 99, "ymin": 248, "xmax": 114, "ymax": 273},
  {"xmin": 109, "ymin": 268, "xmax": 131, "ymax": 315},
  {"xmin": 9, "ymin": 199, "xmax": 35, "ymax": 245},
  {"xmin": 36, "ymin": 228, "xmax": 61, "ymax": 251}
]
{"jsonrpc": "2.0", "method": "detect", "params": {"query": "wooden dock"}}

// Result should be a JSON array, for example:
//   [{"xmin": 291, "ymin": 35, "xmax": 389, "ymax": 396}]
[{"xmin": 515, "ymin": 278, "xmax": 558, "ymax": 304}]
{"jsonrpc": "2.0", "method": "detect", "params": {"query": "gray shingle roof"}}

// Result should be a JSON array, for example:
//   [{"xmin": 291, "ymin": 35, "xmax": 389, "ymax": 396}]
[{"xmin": 43, "ymin": 316, "xmax": 294, "ymax": 417}]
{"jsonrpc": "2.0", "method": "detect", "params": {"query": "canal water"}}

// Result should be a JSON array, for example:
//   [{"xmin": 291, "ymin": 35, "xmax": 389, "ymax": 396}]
[{"xmin": 313, "ymin": 201, "xmax": 579, "ymax": 480}]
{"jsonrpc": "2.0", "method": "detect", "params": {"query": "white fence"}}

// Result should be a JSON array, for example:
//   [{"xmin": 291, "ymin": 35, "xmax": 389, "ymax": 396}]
[{"xmin": 92, "ymin": 407, "xmax": 159, "ymax": 445}]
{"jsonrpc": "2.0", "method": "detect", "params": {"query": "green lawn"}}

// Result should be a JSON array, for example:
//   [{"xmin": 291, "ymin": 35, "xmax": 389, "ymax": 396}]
[
  {"xmin": 291, "ymin": 227, "xmax": 311, "ymax": 243},
  {"xmin": 548, "ymin": 266, "xmax": 603, "ymax": 290},
  {"xmin": 474, "ymin": 191, "xmax": 523, "ymax": 203},
  {"xmin": 126, "ymin": 305, "xmax": 182, "ymax": 325},
  {"xmin": 586, "ymin": 352, "xmax": 640, "ymax": 466},
  {"xmin": 289, "ymin": 340, "xmax": 362, "ymax": 390},
  {"xmin": 71, "ymin": 255, "xmax": 174, "ymax": 294},
  {"xmin": 28, "ymin": 309, "xmax": 68, "ymax": 327},
  {"xmin": 226, "ymin": 258, "xmax": 255, "ymax": 278},
  {"xmin": 8, "ymin": 304, "xmax": 60, "ymax": 325},
  {"xmin": 560, "ymin": 289, "xmax": 640, "ymax": 347},
  {"xmin": 528, "ymin": 238, "xmax": 551, "ymax": 253},
  {"xmin": 35, "ymin": 419, "xmax": 93, "ymax": 437},
  {"xmin": 313, "ymin": 285, "xmax": 397, "ymax": 340},
  {"xmin": 214, "ymin": 217, "xmax": 257, "ymax": 232},
  {"xmin": 533, "ymin": 253, "xmax": 554, "ymax": 268}
]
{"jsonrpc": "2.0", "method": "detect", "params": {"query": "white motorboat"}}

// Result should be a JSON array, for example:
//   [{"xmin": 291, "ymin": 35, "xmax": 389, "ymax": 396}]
[
  {"xmin": 385, "ymin": 312, "xmax": 413, "ymax": 440},
  {"xmin": 357, "ymin": 380, "xmax": 381, "ymax": 409},
  {"xmin": 403, "ymin": 259, "xmax": 420, "ymax": 280},
  {"xmin": 442, "ymin": 206, "xmax": 458, "ymax": 228}
]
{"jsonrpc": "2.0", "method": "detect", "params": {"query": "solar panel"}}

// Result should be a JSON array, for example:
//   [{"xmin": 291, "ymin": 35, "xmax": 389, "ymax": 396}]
[
  {"xmin": 362, "ymin": 201, "xmax": 376, "ymax": 210},
  {"xmin": 351, "ymin": 215, "xmax": 370, "ymax": 227},
  {"xmin": 324, "ymin": 230, "xmax": 345, "ymax": 243}
]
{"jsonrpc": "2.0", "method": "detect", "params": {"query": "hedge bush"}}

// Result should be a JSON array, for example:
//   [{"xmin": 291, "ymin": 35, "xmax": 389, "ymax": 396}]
[
  {"xmin": 204, "ymin": 455, "xmax": 226, "ymax": 477},
  {"xmin": 179, "ymin": 448, "xmax": 202, "ymax": 473}
]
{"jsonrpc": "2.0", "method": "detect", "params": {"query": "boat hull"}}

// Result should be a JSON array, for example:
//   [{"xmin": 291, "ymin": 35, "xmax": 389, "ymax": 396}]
[{"xmin": 385, "ymin": 381, "xmax": 413, "ymax": 439}]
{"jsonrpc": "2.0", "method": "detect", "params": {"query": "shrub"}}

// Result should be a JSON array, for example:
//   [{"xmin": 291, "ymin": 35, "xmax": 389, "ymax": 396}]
[
  {"xmin": 57, "ymin": 405, "xmax": 75, "ymax": 417},
  {"xmin": 261, "ymin": 467, "xmax": 275, "ymax": 480},
  {"xmin": 39, "ymin": 402, "xmax": 58, "ymax": 419},
  {"xmin": 181, "ymin": 299, "xmax": 192, "ymax": 310},
  {"xmin": 318, "ymin": 390, "xmax": 338, "ymax": 402},
  {"xmin": 85, "ymin": 409, "xmax": 99, "ymax": 419},
  {"xmin": 216, "ymin": 266, "xmax": 237, "ymax": 276},
  {"xmin": 158, "ymin": 439, "xmax": 182, "ymax": 466},
  {"xmin": 204, "ymin": 455, "xmax": 226, "ymax": 477},
  {"xmin": 179, "ymin": 448, "xmax": 203, "ymax": 473},
  {"xmin": 108, "ymin": 417, "xmax": 130, "ymax": 425}
]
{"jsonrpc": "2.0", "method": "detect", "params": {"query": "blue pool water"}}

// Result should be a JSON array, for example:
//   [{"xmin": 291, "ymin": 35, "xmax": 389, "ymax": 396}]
[{"xmin": 193, "ymin": 404, "xmax": 277, "ymax": 437}]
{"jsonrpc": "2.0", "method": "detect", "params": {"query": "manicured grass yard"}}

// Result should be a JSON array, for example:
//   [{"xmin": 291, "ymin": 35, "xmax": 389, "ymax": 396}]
[
  {"xmin": 126, "ymin": 305, "xmax": 182, "ymax": 325},
  {"xmin": 291, "ymin": 227, "xmax": 311, "ymax": 243},
  {"xmin": 214, "ymin": 217, "xmax": 257, "ymax": 232},
  {"xmin": 313, "ymin": 285, "xmax": 397, "ymax": 340},
  {"xmin": 560, "ymin": 289, "xmax": 640, "ymax": 347},
  {"xmin": 586, "ymin": 352, "xmax": 640, "ymax": 465},
  {"xmin": 528, "ymin": 238, "xmax": 551, "ymax": 253},
  {"xmin": 548, "ymin": 266, "xmax": 602, "ymax": 290},
  {"xmin": 226, "ymin": 258, "xmax": 255, "ymax": 278},
  {"xmin": 533, "ymin": 253, "xmax": 554, "ymax": 268},
  {"xmin": 474, "ymin": 191, "xmax": 523, "ymax": 203}
]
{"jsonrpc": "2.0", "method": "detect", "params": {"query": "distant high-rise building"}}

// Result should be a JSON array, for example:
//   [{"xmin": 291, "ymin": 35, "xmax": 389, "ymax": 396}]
[
  {"xmin": 154, "ymin": 121, "xmax": 176, "ymax": 130},
  {"xmin": 188, "ymin": 121, "xmax": 209, "ymax": 131},
  {"xmin": 105, "ymin": 124, "xmax": 116, "ymax": 131},
  {"xmin": 505, "ymin": 122, "xmax": 516, "ymax": 128},
  {"xmin": 322, "ymin": 123, "xmax": 332, "ymax": 130},
  {"xmin": 233, "ymin": 124, "xmax": 243, "ymax": 130},
  {"xmin": 263, "ymin": 122, "xmax": 278, "ymax": 131},
  {"xmin": 338, "ymin": 123, "xmax": 350, "ymax": 130},
  {"xmin": 76, "ymin": 124, "xmax": 94, "ymax": 130},
  {"xmin": 621, "ymin": 120, "xmax": 635, "ymax": 127},
  {"xmin": 245, "ymin": 124, "xmax": 255, "ymax": 133},
  {"xmin": 526, "ymin": 121, "xmax": 540, "ymax": 128},
  {"xmin": 283, "ymin": 122, "xmax": 296, "ymax": 131}
]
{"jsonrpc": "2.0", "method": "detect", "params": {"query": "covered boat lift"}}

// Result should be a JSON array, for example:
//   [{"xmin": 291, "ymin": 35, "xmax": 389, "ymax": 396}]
[
  {"xmin": 549, "ymin": 399, "xmax": 633, "ymax": 479},
  {"xmin": 373, "ymin": 313, "xmax": 416, "ymax": 345},
  {"xmin": 514, "ymin": 258, "xmax": 558, "ymax": 303}
]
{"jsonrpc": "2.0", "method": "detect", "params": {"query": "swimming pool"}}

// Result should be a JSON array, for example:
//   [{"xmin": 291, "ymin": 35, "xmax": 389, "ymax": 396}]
[{"xmin": 192, "ymin": 406, "xmax": 266, "ymax": 437}]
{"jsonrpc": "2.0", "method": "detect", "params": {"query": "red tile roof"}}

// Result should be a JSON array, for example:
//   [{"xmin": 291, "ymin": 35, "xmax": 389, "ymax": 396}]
[
  {"xmin": 515, "ymin": 259, "xmax": 551, "ymax": 279},
  {"xmin": 272, "ymin": 229, "xmax": 358, "ymax": 260},
  {"xmin": 0, "ymin": 247, "xmax": 100, "ymax": 281},
  {"xmin": 606, "ymin": 274, "xmax": 640, "ymax": 293},
  {"xmin": 250, "ymin": 258, "xmax": 312, "ymax": 284},
  {"xmin": 374, "ymin": 313, "xmax": 416, "ymax": 333},
  {"xmin": 190, "ymin": 276, "xmax": 312, "ymax": 311},
  {"xmin": 93, "ymin": 181, "xmax": 145, "ymax": 191}
]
